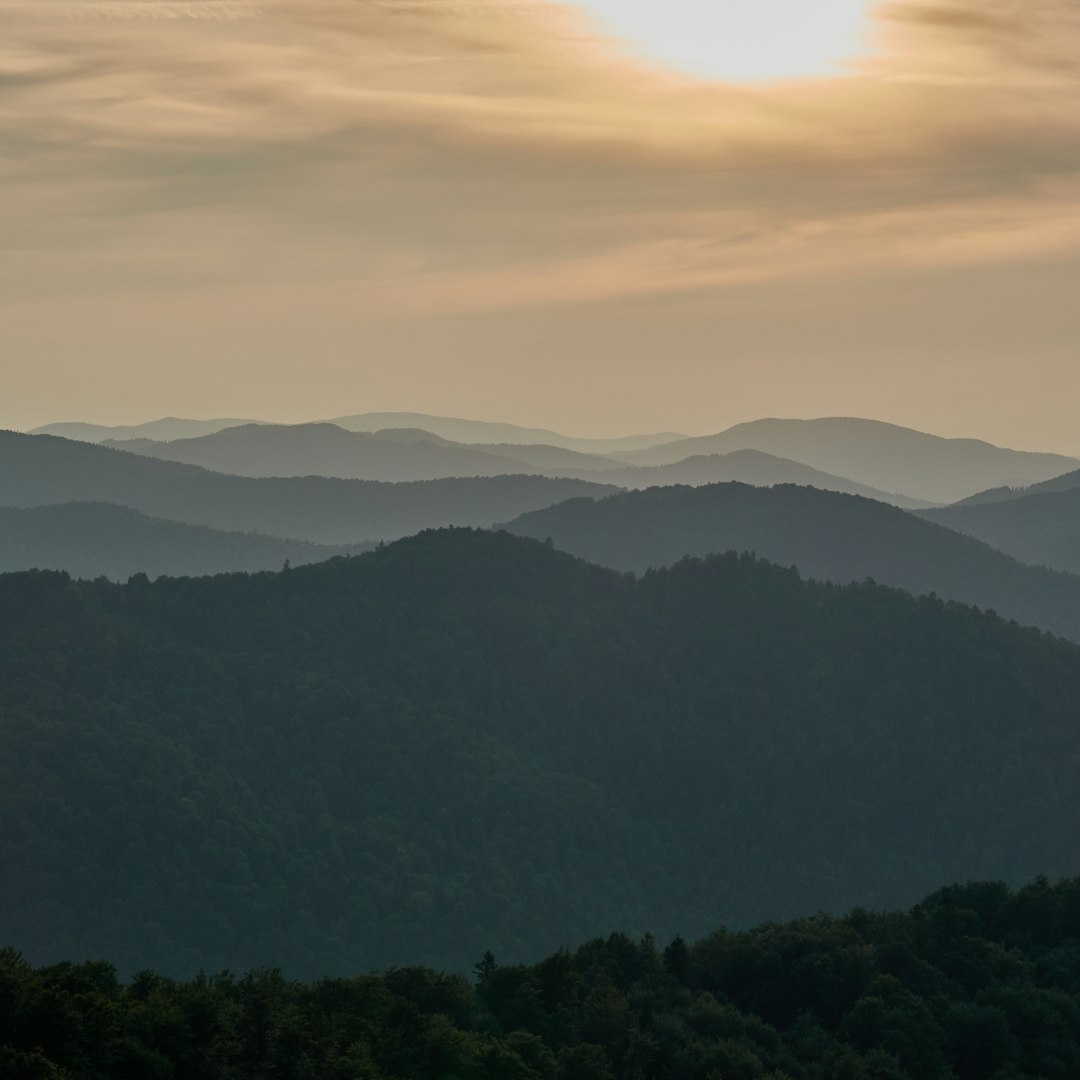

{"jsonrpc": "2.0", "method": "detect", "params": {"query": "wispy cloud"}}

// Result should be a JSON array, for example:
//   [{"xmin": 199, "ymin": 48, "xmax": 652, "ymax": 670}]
[{"xmin": 1, "ymin": 0, "xmax": 1079, "ymax": 315}]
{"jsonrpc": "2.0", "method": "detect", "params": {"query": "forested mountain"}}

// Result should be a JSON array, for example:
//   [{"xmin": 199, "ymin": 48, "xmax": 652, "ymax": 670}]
[
  {"xmin": 505, "ymin": 482, "xmax": 1080, "ymax": 643},
  {"xmin": 581, "ymin": 451, "xmax": 929, "ymax": 507},
  {"xmin": 0, "ymin": 430, "xmax": 614, "ymax": 543},
  {"xmin": 32, "ymin": 417, "xmax": 261, "ymax": 442},
  {"xmin": 7, "ymin": 877, "xmax": 1080, "ymax": 1080},
  {"xmin": 3, "ymin": 528, "xmax": 1080, "ymax": 978},
  {"xmin": 0, "ymin": 503, "xmax": 372, "ymax": 580},
  {"xmin": 102, "ymin": 423, "xmax": 547, "ymax": 482},
  {"xmin": 611, "ymin": 418, "xmax": 1077, "ymax": 504},
  {"xmin": 922, "ymin": 487, "xmax": 1080, "ymax": 575}
]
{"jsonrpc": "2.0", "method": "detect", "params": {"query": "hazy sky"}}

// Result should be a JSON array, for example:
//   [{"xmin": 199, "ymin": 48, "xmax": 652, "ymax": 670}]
[{"xmin": 3, "ymin": 0, "xmax": 1079, "ymax": 450}]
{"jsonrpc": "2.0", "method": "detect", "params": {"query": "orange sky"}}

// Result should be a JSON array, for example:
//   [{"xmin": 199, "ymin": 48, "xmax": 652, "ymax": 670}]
[{"xmin": 2, "ymin": 0, "xmax": 1079, "ymax": 450}]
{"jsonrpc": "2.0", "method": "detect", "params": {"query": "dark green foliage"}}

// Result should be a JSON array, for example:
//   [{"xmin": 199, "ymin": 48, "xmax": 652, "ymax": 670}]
[
  {"xmin": 3, "ymin": 528, "xmax": 1080, "ymax": 976},
  {"xmin": 0, "ymin": 503, "xmax": 374, "ymax": 580},
  {"xmin": 6, "ymin": 879, "xmax": 1080, "ymax": 1080},
  {"xmin": 505, "ymin": 481, "xmax": 1080, "ymax": 642}
]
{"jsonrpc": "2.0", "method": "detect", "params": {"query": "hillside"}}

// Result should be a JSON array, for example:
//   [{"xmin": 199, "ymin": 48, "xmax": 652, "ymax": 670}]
[
  {"xmin": 3, "ymin": 528, "xmax": 1080, "ymax": 978},
  {"xmin": 0, "ymin": 502, "xmax": 372, "ymax": 580},
  {"xmin": 613, "ymin": 417, "xmax": 1077, "ymax": 504},
  {"xmin": 922, "ymin": 487, "xmax": 1080, "ymax": 575},
  {"xmin": 505, "ymin": 482, "xmax": 1080, "ymax": 643},
  {"xmin": 0, "ymin": 430, "xmax": 615, "ymax": 543},
  {"xmin": 7, "ymin": 876, "xmax": 1080, "ymax": 1080}
]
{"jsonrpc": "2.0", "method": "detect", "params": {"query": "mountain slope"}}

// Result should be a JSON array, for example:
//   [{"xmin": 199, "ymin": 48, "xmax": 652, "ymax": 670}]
[
  {"xmin": 3, "ymin": 527, "xmax": 1080, "ymax": 978},
  {"xmin": 0, "ymin": 502, "xmax": 372, "ymax": 580},
  {"xmin": 505, "ymin": 482, "xmax": 1080, "ymax": 642},
  {"xmin": 614, "ymin": 417, "xmax": 1077, "ymax": 504},
  {"xmin": 922, "ymin": 487, "xmax": 1080, "ymax": 574},
  {"xmin": 0, "ymin": 430, "xmax": 616, "ymax": 543}
]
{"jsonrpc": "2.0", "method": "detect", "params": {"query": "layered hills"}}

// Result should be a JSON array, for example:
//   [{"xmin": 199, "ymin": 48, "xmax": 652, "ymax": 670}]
[
  {"xmin": 97, "ymin": 423, "xmax": 923, "ymax": 505},
  {"xmin": 613, "ymin": 417, "xmax": 1077, "ymax": 504},
  {"xmin": 34, "ymin": 412, "xmax": 684, "ymax": 454},
  {"xmin": 0, "ymin": 502, "xmax": 372, "ymax": 580},
  {"xmin": 0, "ymin": 430, "xmax": 614, "ymax": 544},
  {"xmin": 4, "ymin": 527, "xmax": 1080, "ymax": 977},
  {"xmin": 505, "ymin": 482, "xmax": 1080, "ymax": 641}
]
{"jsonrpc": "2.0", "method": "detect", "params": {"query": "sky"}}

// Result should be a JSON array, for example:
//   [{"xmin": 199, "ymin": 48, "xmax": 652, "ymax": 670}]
[{"xmin": 2, "ymin": 0, "xmax": 1079, "ymax": 450}]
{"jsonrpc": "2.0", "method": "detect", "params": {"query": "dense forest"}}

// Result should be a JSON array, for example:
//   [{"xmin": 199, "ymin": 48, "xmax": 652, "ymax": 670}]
[
  {"xmin": 0, "ymin": 503, "xmax": 373, "ymax": 580},
  {"xmin": 506, "ymin": 482, "xmax": 1080, "ymax": 643},
  {"xmin": 3, "ymin": 528, "xmax": 1079, "ymax": 977},
  {"xmin": 5, "ymin": 876, "xmax": 1080, "ymax": 1080}
]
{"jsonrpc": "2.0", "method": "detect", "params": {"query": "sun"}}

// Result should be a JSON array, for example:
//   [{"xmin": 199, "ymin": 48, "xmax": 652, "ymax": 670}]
[{"xmin": 572, "ymin": 0, "xmax": 878, "ymax": 82}]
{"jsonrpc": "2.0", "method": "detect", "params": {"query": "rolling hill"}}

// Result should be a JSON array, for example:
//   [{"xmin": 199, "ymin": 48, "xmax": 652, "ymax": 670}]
[
  {"xmin": 3, "ymin": 527, "xmax": 1080, "ymax": 978},
  {"xmin": 0, "ymin": 502, "xmax": 373, "ymax": 580},
  {"xmin": 505, "ymin": 482, "xmax": 1080, "ymax": 642},
  {"xmin": 0, "ymin": 430, "xmax": 616, "ymax": 544},
  {"xmin": 612, "ymin": 417, "xmax": 1078, "ymax": 504}
]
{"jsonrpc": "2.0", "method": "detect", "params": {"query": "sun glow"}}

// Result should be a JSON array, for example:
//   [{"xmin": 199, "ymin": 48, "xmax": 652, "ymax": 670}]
[{"xmin": 573, "ymin": 0, "xmax": 878, "ymax": 82}]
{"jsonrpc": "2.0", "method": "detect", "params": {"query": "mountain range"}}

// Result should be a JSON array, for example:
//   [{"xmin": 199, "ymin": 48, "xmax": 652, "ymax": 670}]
[
  {"xmin": 4, "ymin": 528, "xmax": 1080, "ymax": 978},
  {"xmin": 35, "ymin": 412, "xmax": 684, "ymax": 455},
  {"xmin": 922, "ymin": 484, "xmax": 1080, "ymax": 575},
  {"xmin": 611, "ymin": 417, "xmax": 1078, "ymax": 504},
  {"xmin": 505, "ymin": 482, "xmax": 1080, "ymax": 643},
  {"xmin": 96, "ymin": 422, "xmax": 926, "ymax": 505},
  {"xmin": 0, "ymin": 430, "xmax": 615, "ymax": 544},
  {"xmin": 33, "ymin": 413, "xmax": 1077, "ymax": 505}
]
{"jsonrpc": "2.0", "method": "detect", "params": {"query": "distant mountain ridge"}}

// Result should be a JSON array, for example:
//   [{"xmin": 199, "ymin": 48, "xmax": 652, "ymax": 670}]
[
  {"xmin": 612, "ymin": 417, "xmax": 1078, "ymax": 504},
  {"xmin": 32, "ymin": 412, "xmax": 686, "ymax": 454},
  {"xmin": 505, "ymin": 481, "xmax": 1080, "ymax": 643},
  {"xmin": 102, "ymin": 423, "xmax": 552, "ymax": 483},
  {"xmin": 0, "ymin": 430, "xmax": 616, "ymax": 544},
  {"xmin": 0, "ymin": 502, "xmax": 372, "ymax": 580},
  {"xmin": 33, "ymin": 416, "xmax": 263, "ymax": 443},
  {"xmin": 98, "ymin": 423, "xmax": 927, "ymax": 505}
]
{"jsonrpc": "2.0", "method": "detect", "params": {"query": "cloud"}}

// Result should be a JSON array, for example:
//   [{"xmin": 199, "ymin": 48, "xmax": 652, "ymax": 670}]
[{"xmin": 1, "ymin": 0, "xmax": 1079, "ymax": 319}]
